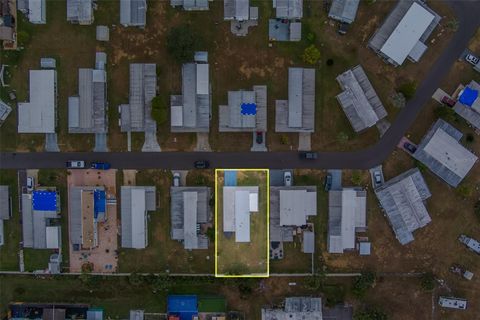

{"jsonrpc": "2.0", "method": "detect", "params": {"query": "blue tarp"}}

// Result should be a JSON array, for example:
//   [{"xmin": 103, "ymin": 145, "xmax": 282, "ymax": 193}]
[
  {"xmin": 94, "ymin": 190, "xmax": 106, "ymax": 218},
  {"xmin": 224, "ymin": 171, "xmax": 237, "ymax": 186},
  {"xmin": 240, "ymin": 103, "xmax": 257, "ymax": 115},
  {"xmin": 32, "ymin": 191, "xmax": 57, "ymax": 211},
  {"xmin": 459, "ymin": 87, "xmax": 479, "ymax": 107},
  {"xmin": 167, "ymin": 295, "xmax": 198, "ymax": 320}
]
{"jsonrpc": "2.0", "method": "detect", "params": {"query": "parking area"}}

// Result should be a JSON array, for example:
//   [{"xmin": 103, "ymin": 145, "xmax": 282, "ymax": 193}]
[
  {"xmin": 251, "ymin": 131, "xmax": 267, "ymax": 152},
  {"xmin": 369, "ymin": 165, "xmax": 385, "ymax": 189},
  {"xmin": 327, "ymin": 169, "xmax": 342, "ymax": 191},
  {"xmin": 269, "ymin": 169, "xmax": 293, "ymax": 187},
  {"xmin": 397, "ymin": 137, "xmax": 418, "ymax": 155}
]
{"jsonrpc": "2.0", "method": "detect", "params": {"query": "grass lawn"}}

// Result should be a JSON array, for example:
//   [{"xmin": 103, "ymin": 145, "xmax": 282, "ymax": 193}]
[
  {"xmin": 117, "ymin": 170, "xmax": 214, "ymax": 273},
  {"xmin": 0, "ymin": 170, "xmax": 20, "ymax": 271},
  {"xmin": 215, "ymin": 170, "xmax": 268, "ymax": 276}
]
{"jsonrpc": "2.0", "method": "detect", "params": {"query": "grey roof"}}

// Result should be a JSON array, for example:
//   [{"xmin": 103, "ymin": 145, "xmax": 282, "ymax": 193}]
[
  {"xmin": 67, "ymin": 0, "xmax": 93, "ymax": 24},
  {"xmin": 69, "ymin": 56, "xmax": 108, "ymax": 133},
  {"xmin": 0, "ymin": 186, "xmax": 9, "ymax": 220},
  {"xmin": 96, "ymin": 26, "xmax": 109, "ymax": 41},
  {"xmin": 171, "ymin": 0, "xmax": 209, "ymax": 10},
  {"xmin": 130, "ymin": 310, "xmax": 144, "ymax": 320},
  {"xmin": 120, "ymin": 186, "xmax": 156, "ymax": 249},
  {"xmin": 69, "ymin": 186, "xmax": 105, "ymax": 246},
  {"xmin": 454, "ymin": 81, "xmax": 480, "ymax": 130},
  {"xmin": 276, "ymin": 68, "xmax": 315, "ymax": 132},
  {"xmin": 328, "ymin": 188, "xmax": 367, "ymax": 254},
  {"xmin": 219, "ymin": 85, "xmax": 267, "ymax": 132},
  {"xmin": 121, "ymin": 63, "xmax": 157, "ymax": 132},
  {"xmin": 328, "ymin": 0, "xmax": 360, "ymax": 24},
  {"xmin": 368, "ymin": 0, "xmax": 440, "ymax": 66},
  {"xmin": 21, "ymin": 193, "xmax": 60, "ymax": 249},
  {"xmin": 274, "ymin": 0, "xmax": 303, "ymax": 19},
  {"xmin": 171, "ymin": 55, "xmax": 210, "ymax": 133},
  {"xmin": 413, "ymin": 119, "xmax": 477, "ymax": 188},
  {"xmin": 170, "ymin": 187, "xmax": 210, "ymax": 250},
  {"xmin": 224, "ymin": 0, "xmax": 250, "ymax": 21},
  {"xmin": 375, "ymin": 168, "xmax": 432, "ymax": 245},
  {"xmin": 120, "ymin": 0, "xmax": 146, "ymax": 27},
  {"xmin": 262, "ymin": 297, "xmax": 322, "ymax": 320},
  {"xmin": 302, "ymin": 231, "xmax": 314, "ymax": 253},
  {"xmin": 22, "ymin": 0, "xmax": 46, "ymax": 24},
  {"xmin": 336, "ymin": 65, "xmax": 387, "ymax": 132},
  {"xmin": 438, "ymin": 297, "xmax": 468, "ymax": 310},
  {"xmin": 270, "ymin": 186, "xmax": 316, "ymax": 242},
  {"xmin": 40, "ymin": 58, "xmax": 56, "ymax": 69},
  {"xmin": 0, "ymin": 99, "xmax": 12, "ymax": 122},
  {"xmin": 18, "ymin": 70, "xmax": 57, "ymax": 133}
]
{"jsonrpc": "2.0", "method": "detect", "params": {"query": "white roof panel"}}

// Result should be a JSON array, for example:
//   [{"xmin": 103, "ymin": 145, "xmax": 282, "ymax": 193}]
[
  {"xmin": 171, "ymin": 106, "xmax": 184, "ymax": 127},
  {"xmin": 235, "ymin": 191, "xmax": 250, "ymax": 242},
  {"xmin": 130, "ymin": 188, "xmax": 146, "ymax": 249},
  {"xmin": 380, "ymin": 2, "xmax": 434, "ymax": 66},
  {"xmin": 249, "ymin": 192, "xmax": 258, "ymax": 212},
  {"xmin": 46, "ymin": 226, "xmax": 60, "ymax": 249},
  {"xmin": 196, "ymin": 64, "xmax": 209, "ymax": 95}
]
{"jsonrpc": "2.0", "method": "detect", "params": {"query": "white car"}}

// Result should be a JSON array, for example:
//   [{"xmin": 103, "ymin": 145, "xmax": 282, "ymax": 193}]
[
  {"xmin": 284, "ymin": 172, "xmax": 292, "ymax": 186},
  {"xmin": 465, "ymin": 54, "xmax": 479, "ymax": 66},
  {"xmin": 27, "ymin": 177, "xmax": 34, "ymax": 191},
  {"xmin": 66, "ymin": 160, "xmax": 85, "ymax": 169},
  {"xmin": 373, "ymin": 171, "xmax": 382, "ymax": 185}
]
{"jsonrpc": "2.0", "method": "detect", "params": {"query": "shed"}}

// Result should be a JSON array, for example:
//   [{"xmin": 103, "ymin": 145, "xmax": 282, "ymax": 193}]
[
  {"xmin": 438, "ymin": 297, "xmax": 467, "ymax": 310},
  {"xmin": 67, "ymin": 0, "xmax": 93, "ymax": 24},
  {"xmin": 120, "ymin": 0, "xmax": 147, "ymax": 27},
  {"xmin": 96, "ymin": 26, "xmax": 110, "ymax": 41},
  {"xmin": 328, "ymin": 0, "xmax": 360, "ymax": 24}
]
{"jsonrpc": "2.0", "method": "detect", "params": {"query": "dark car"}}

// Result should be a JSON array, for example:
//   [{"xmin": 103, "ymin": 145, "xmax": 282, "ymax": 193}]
[
  {"xmin": 441, "ymin": 96, "xmax": 456, "ymax": 107},
  {"xmin": 300, "ymin": 152, "xmax": 318, "ymax": 160},
  {"xmin": 194, "ymin": 160, "xmax": 210, "ymax": 169},
  {"xmin": 324, "ymin": 174, "xmax": 332, "ymax": 192},
  {"xmin": 403, "ymin": 142, "xmax": 417, "ymax": 154},
  {"xmin": 256, "ymin": 131, "xmax": 263, "ymax": 144},
  {"xmin": 90, "ymin": 162, "xmax": 111, "ymax": 170}
]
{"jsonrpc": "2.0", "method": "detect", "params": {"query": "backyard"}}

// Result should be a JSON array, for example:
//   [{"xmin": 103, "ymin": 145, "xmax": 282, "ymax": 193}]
[{"xmin": 215, "ymin": 170, "xmax": 269, "ymax": 276}]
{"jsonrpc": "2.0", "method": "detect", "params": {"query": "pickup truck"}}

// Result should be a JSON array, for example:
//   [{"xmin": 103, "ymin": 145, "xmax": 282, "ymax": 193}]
[{"xmin": 90, "ymin": 162, "xmax": 111, "ymax": 170}]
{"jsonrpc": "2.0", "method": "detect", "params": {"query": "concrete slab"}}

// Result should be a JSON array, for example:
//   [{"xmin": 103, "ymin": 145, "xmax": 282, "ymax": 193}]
[
  {"xmin": 298, "ymin": 132, "xmax": 311, "ymax": 151},
  {"xmin": 195, "ymin": 132, "xmax": 212, "ymax": 151},
  {"xmin": 328, "ymin": 169, "xmax": 342, "ymax": 191},
  {"xmin": 369, "ymin": 165, "xmax": 384, "ymax": 189},
  {"xmin": 376, "ymin": 119, "xmax": 391, "ymax": 137},
  {"xmin": 231, "ymin": 20, "xmax": 258, "ymax": 36},
  {"xmin": 45, "ymin": 133, "xmax": 60, "ymax": 152},
  {"xmin": 251, "ymin": 132, "xmax": 267, "ymax": 152},
  {"xmin": 269, "ymin": 169, "xmax": 293, "ymax": 186},
  {"xmin": 94, "ymin": 133, "xmax": 108, "ymax": 152},
  {"xmin": 432, "ymin": 88, "xmax": 450, "ymax": 103}
]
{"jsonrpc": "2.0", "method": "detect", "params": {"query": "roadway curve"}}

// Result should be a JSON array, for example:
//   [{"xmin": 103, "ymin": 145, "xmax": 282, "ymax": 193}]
[{"xmin": 1, "ymin": 1, "xmax": 479, "ymax": 170}]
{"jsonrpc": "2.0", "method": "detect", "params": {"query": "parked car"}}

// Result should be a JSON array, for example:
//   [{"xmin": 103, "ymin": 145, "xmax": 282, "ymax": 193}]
[
  {"xmin": 441, "ymin": 96, "xmax": 456, "ymax": 107},
  {"xmin": 300, "ymin": 152, "xmax": 318, "ymax": 160},
  {"xmin": 403, "ymin": 142, "xmax": 417, "ymax": 154},
  {"xmin": 26, "ymin": 177, "xmax": 34, "ymax": 191},
  {"xmin": 90, "ymin": 162, "xmax": 111, "ymax": 170},
  {"xmin": 373, "ymin": 171, "xmax": 382, "ymax": 185},
  {"xmin": 173, "ymin": 172, "xmax": 181, "ymax": 187},
  {"xmin": 465, "ymin": 54, "xmax": 480, "ymax": 66},
  {"xmin": 66, "ymin": 160, "xmax": 85, "ymax": 169},
  {"xmin": 284, "ymin": 171, "xmax": 292, "ymax": 186},
  {"xmin": 194, "ymin": 160, "xmax": 210, "ymax": 169},
  {"xmin": 324, "ymin": 174, "xmax": 332, "ymax": 192},
  {"xmin": 256, "ymin": 131, "xmax": 263, "ymax": 144}
]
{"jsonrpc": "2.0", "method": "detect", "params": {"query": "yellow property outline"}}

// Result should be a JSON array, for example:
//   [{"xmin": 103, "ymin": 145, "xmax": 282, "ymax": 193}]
[{"xmin": 214, "ymin": 168, "xmax": 270, "ymax": 278}]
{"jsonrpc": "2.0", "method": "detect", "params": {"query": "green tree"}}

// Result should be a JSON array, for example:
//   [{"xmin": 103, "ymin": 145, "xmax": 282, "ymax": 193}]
[
  {"xmin": 151, "ymin": 96, "xmax": 168, "ymax": 125},
  {"xmin": 16, "ymin": 31, "xmax": 30, "ymax": 46},
  {"xmin": 434, "ymin": 106, "xmax": 456, "ymax": 122},
  {"xmin": 352, "ymin": 271, "xmax": 376, "ymax": 298},
  {"xmin": 166, "ymin": 25, "xmax": 200, "ymax": 63},
  {"xmin": 302, "ymin": 45, "xmax": 321, "ymax": 65},
  {"xmin": 465, "ymin": 133, "xmax": 474, "ymax": 144},
  {"xmin": 354, "ymin": 307, "xmax": 388, "ymax": 320},
  {"xmin": 420, "ymin": 272, "xmax": 435, "ymax": 292},
  {"xmin": 398, "ymin": 81, "xmax": 417, "ymax": 100}
]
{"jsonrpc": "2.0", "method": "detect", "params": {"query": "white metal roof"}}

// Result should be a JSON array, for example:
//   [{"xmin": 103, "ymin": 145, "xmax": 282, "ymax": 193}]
[
  {"xmin": 171, "ymin": 106, "xmax": 184, "ymax": 127},
  {"xmin": 424, "ymin": 128, "xmax": 477, "ymax": 179},
  {"xmin": 279, "ymin": 189, "xmax": 317, "ymax": 226},
  {"xmin": 235, "ymin": 190, "xmax": 251, "ymax": 242},
  {"xmin": 249, "ymin": 192, "xmax": 258, "ymax": 212},
  {"xmin": 18, "ymin": 70, "xmax": 56, "ymax": 133},
  {"xmin": 28, "ymin": 0, "xmax": 46, "ymax": 23},
  {"xmin": 288, "ymin": 68, "xmax": 303, "ymax": 128},
  {"xmin": 196, "ymin": 64, "xmax": 209, "ymax": 95},
  {"xmin": 46, "ymin": 226, "xmax": 60, "ymax": 249},
  {"xmin": 380, "ymin": 2, "xmax": 434, "ymax": 66},
  {"xmin": 183, "ymin": 191, "xmax": 198, "ymax": 249},
  {"xmin": 438, "ymin": 297, "xmax": 467, "ymax": 310},
  {"xmin": 130, "ymin": 188, "xmax": 146, "ymax": 249}
]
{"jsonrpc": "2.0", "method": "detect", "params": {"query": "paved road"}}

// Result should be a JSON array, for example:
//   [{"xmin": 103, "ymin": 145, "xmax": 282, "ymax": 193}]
[{"xmin": 1, "ymin": 1, "xmax": 479, "ymax": 170}]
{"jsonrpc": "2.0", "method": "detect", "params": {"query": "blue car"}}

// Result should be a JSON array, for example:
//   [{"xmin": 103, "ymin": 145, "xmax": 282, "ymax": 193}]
[{"xmin": 90, "ymin": 162, "xmax": 111, "ymax": 170}]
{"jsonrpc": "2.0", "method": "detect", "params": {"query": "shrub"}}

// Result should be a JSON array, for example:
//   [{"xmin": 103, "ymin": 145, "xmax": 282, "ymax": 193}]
[
  {"xmin": 16, "ymin": 30, "xmax": 30, "ymax": 46},
  {"xmin": 323, "ymin": 285, "xmax": 345, "ymax": 307},
  {"xmin": 446, "ymin": 19, "xmax": 459, "ymax": 32},
  {"xmin": 337, "ymin": 131, "xmax": 349, "ymax": 144},
  {"xmin": 206, "ymin": 227, "xmax": 215, "ymax": 242},
  {"xmin": 352, "ymin": 271, "xmax": 376, "ymax": 298},
  {"xmin": 456, "ymin": 184, "xmax": 473, "ymax": 198},
  {"xmin": 166, "ymin": 25, "xmax": 200, "ymax": 63},
  {"xmin": 434, "ymin": 106, "xmax": 456, "ymax": 122},
  {"xmin": 414, "ymin": 159, "xmax": 427, "ymax": 173},
  {"xmin": 326, "ymin": 59, "xmax": 334, "ymax": 66},
  {"xmin": 474, "ymin": 201, "xmax": 480, "ymax": 222},
  {"xmin": 128, "ymin": 272, "xmax": 143, "ymax": 286},
  {"xmin": 151, "ymin": 275, "xmax": 173, "ymax": 292},
  {"xmin": 302, "ymin": 45, "xmax": 321, "ymax": 65},
  {"xmin": 280, "ymin": 134, "xmax": 290, "ymax": 145},
  {"xmin": 354, "ymin": 307, "xmax": 388, "ymax": 320},
  {"xmin": 398, "ymin": 81, "xmax": 417, "ymax": 100},
  {"xmin": 465, "ymin": 133, "xmax": 474, "ymax": 143},
  {"xmin": 420, "ymin": 272, "xmax": 435, "ymax": 292}
]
